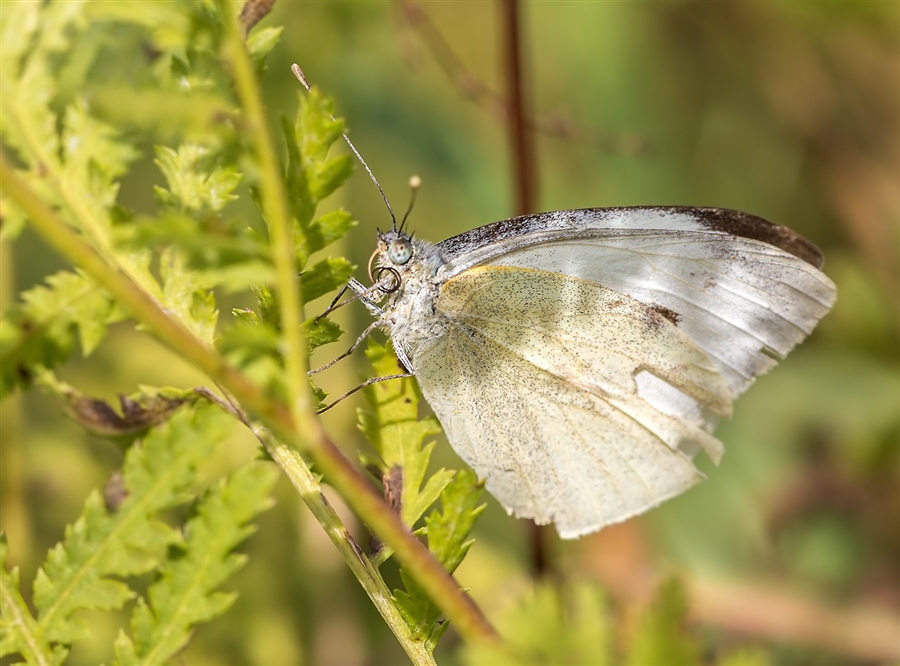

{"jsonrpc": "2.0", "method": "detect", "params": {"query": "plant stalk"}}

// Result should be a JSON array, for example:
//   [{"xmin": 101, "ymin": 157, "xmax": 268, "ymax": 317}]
[{"xmin": 1, "ymin": 155, "xmax": 497, "ymax": 651}]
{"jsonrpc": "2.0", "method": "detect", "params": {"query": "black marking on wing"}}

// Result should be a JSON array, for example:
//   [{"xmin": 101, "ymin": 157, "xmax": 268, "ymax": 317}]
[
  {"xmin": 684, "ymin": 207, "xmax": 825, "ymax": 269},
  {"xmin": 648, "ymin": 304, "xmax": 681, "ymax": 327}
]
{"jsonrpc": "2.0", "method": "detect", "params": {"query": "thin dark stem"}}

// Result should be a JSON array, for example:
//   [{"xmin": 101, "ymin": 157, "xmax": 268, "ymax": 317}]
[
  {"xmin": 500, "ymin": 0, "xmax": 536, "ymax": 217},
  {"xmin": 396, "ymin": 0, "xmax": 647, "ymax": 155},
  {"xmin": 499, "ymin": 0, "xmax": 549, "ymax": 579}
]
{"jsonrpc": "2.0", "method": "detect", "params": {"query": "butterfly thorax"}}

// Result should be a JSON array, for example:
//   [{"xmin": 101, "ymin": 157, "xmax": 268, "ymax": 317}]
[{"xmin": 374, "ymin": 233, "xmax": 450, "ymax": 366}]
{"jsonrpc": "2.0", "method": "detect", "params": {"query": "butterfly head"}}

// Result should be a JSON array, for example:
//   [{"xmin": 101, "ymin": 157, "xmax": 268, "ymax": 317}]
[
  {"xmin": 368, "ymin": 228, "xmax": 444, "ymax": 304},
  {"xmin": 367, "ymin": 229, "xmax": 414, "ymax": 297}
]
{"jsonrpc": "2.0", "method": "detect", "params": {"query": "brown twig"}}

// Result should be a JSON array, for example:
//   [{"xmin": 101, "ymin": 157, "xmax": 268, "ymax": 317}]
[
  {"xmin": 497, "ymin": 0, "xmax": 550, "ymax": 579},
  {"xmin": 239, "ymin": 0, "xmax": 276, "ymax": 37},
  {"xmin": 395, "ymin": 0, "xmax": 648, "ymax": 155},
  {"xmin": 500, "ymin": 0, "xmax": 537, "ymax": 216}
]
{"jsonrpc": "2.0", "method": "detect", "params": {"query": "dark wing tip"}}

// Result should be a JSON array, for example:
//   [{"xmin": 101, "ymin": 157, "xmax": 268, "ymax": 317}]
[{"xmin": 687, "ymin": 207, "xmax": 825, "ymax": 268}]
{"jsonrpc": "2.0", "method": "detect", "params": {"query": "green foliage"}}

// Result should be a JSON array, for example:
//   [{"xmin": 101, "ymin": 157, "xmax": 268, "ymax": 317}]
[
  {"xmin": 280, "ymin": 95, "xmax": 356, "ymax": 268},
  {"xmin": 0, "ymin": 0, "xmax": 856, "ymax": 666},
  {"xmin": 113, "ymin": 463, "xmax": 276, "ymax": 666},
  {"xmin": 0, "ymin": 406, "xmax": 275, "ymax": 665},
  {"xmin": 460, "ymin": 578, "xmax": 770, "ymax": 666},
  {"xmin": 359, "ymin": 340, "xmax": 454, "ymax": 533},
  {"xmin": 0, "ymin": 270, "xmax": 122, "ymax": 396},
  {"xmin": 624, "ymin": 578, "xmax": 698, "ymax": 666},
  {"xmin": 153, "ymin": 144, "xmax": 242, "ymax": 214},
  {"xmin": 461, "ymin": 582, "xmax": 613, "ymax": 666},
  {"xmin": 360, "ymin": 340, "xmax": 484, "ymax": 647},
  {"xmin": 393, "ymin": 469, "xmax": 485, "ymax": 647},
  {"xmin": 0, "ymin": 536, "xmax": 67, "ymax": 666},
  {"xmin": 1, "ymin": 1, "xmax": 357, "ymax": 662}
]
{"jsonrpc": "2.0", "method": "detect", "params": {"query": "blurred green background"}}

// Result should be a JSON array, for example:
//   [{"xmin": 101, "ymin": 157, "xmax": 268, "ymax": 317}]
[{"xmin": 2, "ymin": 1, "xmax": 898, "ymax": 664}]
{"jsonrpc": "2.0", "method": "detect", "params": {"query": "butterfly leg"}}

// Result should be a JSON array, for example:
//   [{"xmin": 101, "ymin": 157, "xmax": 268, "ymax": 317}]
[
  {"xmin": 308, "ymin": 320, "xmax": 385, "ymax": 375},
  {"xmin": 316, "ymin": 372, "xmax": 413, "ymax": 414}
]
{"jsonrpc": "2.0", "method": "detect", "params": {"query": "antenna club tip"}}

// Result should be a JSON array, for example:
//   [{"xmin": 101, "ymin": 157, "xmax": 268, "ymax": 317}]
[
  {"xmin": 408, "ymin": 175, "xmax": 422, "ymax": 190},
  {"xmin": 290, "ymin": 64, "xmax": 311, "ymax": 89}
]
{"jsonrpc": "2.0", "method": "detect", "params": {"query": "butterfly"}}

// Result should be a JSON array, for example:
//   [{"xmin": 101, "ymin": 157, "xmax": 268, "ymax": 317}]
[{"xmin": 345, "ymin": 206, "xmax": 837, "ymax": 539}]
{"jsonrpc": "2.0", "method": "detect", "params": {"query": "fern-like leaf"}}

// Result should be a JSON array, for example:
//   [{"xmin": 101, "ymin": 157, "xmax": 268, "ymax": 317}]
[
  {"xmin": 624, "ymin": 578, "xmax": 699, "ymax": 666},
  {"xmin": 280, "ymin": 89, "xmax": 357, "ymax": 269},
  {"xmin": 0, "ymin": 536, "xmax": 67, "ymax": 665},
  {"xmin": 0, "ymin": 270, "xmax": 122, "ymax": 397},
  {"xmin": 113, "ymin": 464, "xmax": 277, "ymax": 666},
  {"xmin": 460, "ymin": 582, "xmax": 613, "ymax": 666},
  {"xmin": 359, "ymin": 340, "xmax": 452, "ymax": 532},
  {"xmin": 393, "ymin": 469, "xmax": 485, "ymax": 645},
  {"xmin": 12, "ymin": 407, "xmax": 228, "ymax": 658}
]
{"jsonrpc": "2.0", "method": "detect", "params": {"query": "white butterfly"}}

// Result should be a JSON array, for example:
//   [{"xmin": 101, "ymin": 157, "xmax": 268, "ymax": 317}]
[{"xmin": 349, "ymin": 206, "xmax": 836, "ymax": 539}]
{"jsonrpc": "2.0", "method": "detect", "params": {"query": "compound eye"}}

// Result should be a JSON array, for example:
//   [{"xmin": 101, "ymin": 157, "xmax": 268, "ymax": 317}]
[{"xmin": 387, "ymin": 237, "xmax": 413, "ymax": 265}]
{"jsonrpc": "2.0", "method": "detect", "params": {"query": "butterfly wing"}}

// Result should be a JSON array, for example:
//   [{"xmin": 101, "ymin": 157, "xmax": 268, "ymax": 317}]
[
  {"xmin": 413, "ymin": 265, "xmax": 736, "ymax": 538},
  {"xmin": 437, "ymin": 207, "xmax": 836, "ymax": 396}
]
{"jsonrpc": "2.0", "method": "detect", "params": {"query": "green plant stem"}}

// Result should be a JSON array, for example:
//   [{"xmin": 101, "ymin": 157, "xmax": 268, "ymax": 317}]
[
  {"xmin": 218, "ymin": 1, "xmax": 309, "ymax": 403},
  {"xmin": 200, "ymin": 387, "xmax": 435, "ymax": 664},
  {"xmin": 257, "ymin": 430, "xmax": 436, "ymax": 665},
  {"xmin": 216, "ymin": 5, "xmax": 469, "ymax": 657},
  {"xmin": 0, "ymin": 155, "xmax": 498, "ymax": 648}
]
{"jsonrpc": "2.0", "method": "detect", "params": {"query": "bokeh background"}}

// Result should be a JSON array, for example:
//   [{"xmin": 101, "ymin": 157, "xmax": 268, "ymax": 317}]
[{"xmin": 2, "ymin": 2, "xmax": 898, "ymax": 664}]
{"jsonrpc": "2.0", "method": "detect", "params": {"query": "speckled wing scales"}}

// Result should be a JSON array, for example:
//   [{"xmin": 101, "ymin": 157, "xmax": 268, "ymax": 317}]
[
  {"xmin": 437, "ymin": 207, "xmax": 837, "ymax": 397},
  {"xmin": 413, "ymin": 266, "xmax": 735, "ymax": 538}
]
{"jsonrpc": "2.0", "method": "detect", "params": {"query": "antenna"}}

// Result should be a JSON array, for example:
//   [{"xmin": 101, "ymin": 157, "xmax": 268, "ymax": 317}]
[
  {"xmin": 399, "ymin": 175, "xmax": 421, "ymax": 233},
  {"xmin": 291, "ymin": 64, "xmax": 397, "ymax": 229}
]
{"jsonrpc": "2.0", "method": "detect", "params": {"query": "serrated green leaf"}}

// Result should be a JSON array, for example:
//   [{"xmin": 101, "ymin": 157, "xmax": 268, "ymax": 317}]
[
  {"xmin": 624, "ymin": 578, "xmax": 699, "ymax": 666},
  {"xmin": 158, "ymin": 248, "xmax": 219, "ymax": 345},
  {"xmin": 392, "ymin": 468, "xmax": 485, "ymax": 643},
  {"xmin": 405, "ymin": 464, "xmax": 454, "ymax": 532},
  {"xmin": 250, "ymin": 284, "xmax": 280, "ymax": 329},
  {"xmin": 154, "ymin": 144, "xmax": 242, "ymax": 214},
  {"xmin": 300, "ymin": 257, "xmax": 354, "ymax": 304},
  {"xmin": 25, "ymin": 407, "xmax": 227, "ymax": 653},
  {"xmin": 359, "ymin": 340, "xmax": 444, "ymax": 528},
  {"xmin": 0, "ymin": 0, "xmax": 80, "ymax": 168},
  {"xmin": 308, "ymin": 208, "xmax": 357, "ymax": 254},
  {"xmin": 0, "ymin": 535, "xmax": 67, "ymax": 665},
  {"xmin": 0, "ymin": 270, "xmax": 121, "ymax": 397},
  {"xmin": 280, "ymin": 89, "xmax": 356, "ymax": 269},
  {"xmin": 232, "ymin": 308, "xmax": 258, "ymax": 325},
  {"xmin": 281, "ymin": 114, "xmax": 314, "ymax": 239},
  {"xmin": 459, "ymin": 582, "xmax": 613, "ymax": 666},
  {"xmin": 62, "ymin": 99, "xmax": 140, "ymax": 200},
  {"xmin": 310, "ymin": 153, "xmax": 354, "ymax": 202},
  {"xmin": 247, "ymin": 26, "xmax": 283, "ymax": 63},
  {"xmin": 422, "ymin": 469, "xmax": 484, "ymax": 573},
  {"xmin": 304, "ymin": 316, "xmax": 343, "ymax": 353},
  {"xmin": 113, "ymin": 464, "xmax": 276, "ymax": 666}
]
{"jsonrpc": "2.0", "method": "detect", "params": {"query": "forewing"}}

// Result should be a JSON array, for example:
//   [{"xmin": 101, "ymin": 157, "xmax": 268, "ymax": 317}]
[
  {"xmin": 437, "ymin": 208, "xmax": 836, "ymax": 395},
  {"xmin": 413, "ymin": 266, "xmax": 734, "ymax": 538}
]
